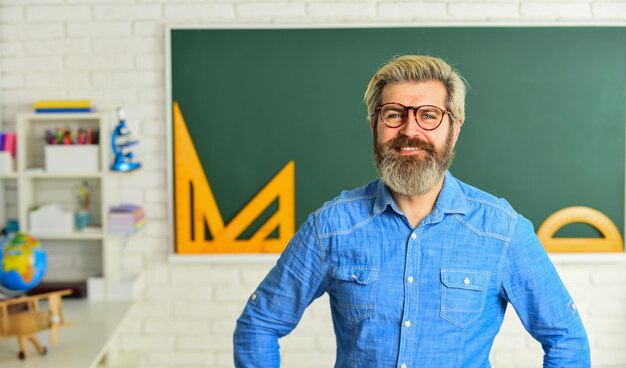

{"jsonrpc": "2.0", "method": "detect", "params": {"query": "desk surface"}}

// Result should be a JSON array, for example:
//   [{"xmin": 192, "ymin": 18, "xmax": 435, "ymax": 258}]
[{"xmin": 0, "ymin": 299, "xmax": 133, "ymax": 368}]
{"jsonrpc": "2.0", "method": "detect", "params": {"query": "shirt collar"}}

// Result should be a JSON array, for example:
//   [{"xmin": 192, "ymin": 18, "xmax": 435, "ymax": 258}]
[
  {"xmin": 430, "ymin": 171, "xmax": 469, "ymax": 222},
  {"xmin": 373, "ymin": 179, "xmax": 400, "ymax": 216},
  {"xmin": 372, "ymin": 171, "xmax": 469, "ymax": 220}
]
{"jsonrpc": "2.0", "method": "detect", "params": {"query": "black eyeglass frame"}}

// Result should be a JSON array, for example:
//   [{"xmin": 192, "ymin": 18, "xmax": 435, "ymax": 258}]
[{"xmin": 372, "ymin": 102, "xmax": 454, "ymax": 131}]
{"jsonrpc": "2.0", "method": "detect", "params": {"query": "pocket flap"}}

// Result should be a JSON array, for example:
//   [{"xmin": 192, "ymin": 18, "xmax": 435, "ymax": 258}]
[
  {"xmin": 441, "ymin": 269, "xmax": 490, "ymax": 291},
  {"xmin": 332, "ymin": 266, "xmax": 379, "ymax": 285}
]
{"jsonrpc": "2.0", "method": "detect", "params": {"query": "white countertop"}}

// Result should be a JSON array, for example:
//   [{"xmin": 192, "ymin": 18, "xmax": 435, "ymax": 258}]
[{"xmin": 0, "ymin": 299, "xmax": 133, "ymax": 368}]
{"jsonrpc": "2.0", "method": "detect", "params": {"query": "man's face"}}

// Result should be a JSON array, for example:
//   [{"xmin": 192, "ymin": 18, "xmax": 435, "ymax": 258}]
[{"xmin": 371, "ymin": 80, "xmax": 461, "ymax": 195}]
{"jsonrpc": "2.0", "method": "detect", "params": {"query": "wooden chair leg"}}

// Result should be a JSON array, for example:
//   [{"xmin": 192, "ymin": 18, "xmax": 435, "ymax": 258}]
[
  {"xmin": 28, "ymin": 335, "xmax": 46, "ymax": 355},
  {"xmin": 17, "ymin": 335, "xmax": 28, "ymax": 359}
]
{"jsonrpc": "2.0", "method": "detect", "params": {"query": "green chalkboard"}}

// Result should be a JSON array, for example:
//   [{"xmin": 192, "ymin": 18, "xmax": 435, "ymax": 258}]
[{"xmin": 170, "ymin": 27, "xmax": 626, "ymax": 239}]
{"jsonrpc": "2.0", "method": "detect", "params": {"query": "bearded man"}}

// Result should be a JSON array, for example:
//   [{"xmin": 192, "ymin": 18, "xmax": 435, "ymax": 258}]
[{"xmin": 234, "ymin": 55, "xmax": 590, "ymax": 367}]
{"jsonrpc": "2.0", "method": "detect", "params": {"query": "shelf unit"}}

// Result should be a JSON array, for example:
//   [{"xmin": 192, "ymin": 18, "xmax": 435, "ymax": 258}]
[
  {"xmin": 0, "ymin": 177, "xmax": 18, "ymax": 236},
  {"xmin": 10, "ymin": 111, "xmax": 135, "ymax": 300}
]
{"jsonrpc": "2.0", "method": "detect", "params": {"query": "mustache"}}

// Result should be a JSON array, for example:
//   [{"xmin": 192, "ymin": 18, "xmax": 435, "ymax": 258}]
[{"xmin": 385, "ymin": 136, "xmax": 435, "ymax": 153}]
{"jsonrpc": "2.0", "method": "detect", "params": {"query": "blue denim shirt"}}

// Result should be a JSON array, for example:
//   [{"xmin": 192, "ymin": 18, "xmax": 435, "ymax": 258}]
[{"xmin": 234, "ymin": 172, "xmax": 590, "ymax": 367}]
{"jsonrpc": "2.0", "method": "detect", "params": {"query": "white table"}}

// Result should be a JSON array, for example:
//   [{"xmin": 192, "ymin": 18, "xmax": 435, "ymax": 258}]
[{"xmin": 0, "ymin": 299, "xmax": 133, "ymax": 368}]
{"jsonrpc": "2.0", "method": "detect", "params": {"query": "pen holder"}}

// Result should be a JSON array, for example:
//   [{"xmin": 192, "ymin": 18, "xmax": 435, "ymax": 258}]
[{"xmin": 75, "ymin": 210, "xmax": 91, "ymax": 230}]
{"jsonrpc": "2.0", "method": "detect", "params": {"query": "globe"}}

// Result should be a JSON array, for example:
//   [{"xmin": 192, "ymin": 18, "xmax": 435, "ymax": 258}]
[{"xmin": 0, "ymin": 232, "xmax": 47, "ymax": 292}]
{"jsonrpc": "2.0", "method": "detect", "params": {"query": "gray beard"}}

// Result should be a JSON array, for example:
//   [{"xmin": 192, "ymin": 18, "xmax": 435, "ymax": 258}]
[{"xmin": 373, "ymin": 126, "xmax": 455, "ymax": 196}]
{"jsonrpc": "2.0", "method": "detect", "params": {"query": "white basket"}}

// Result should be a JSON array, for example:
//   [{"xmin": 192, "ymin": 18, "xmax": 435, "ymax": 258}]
[
  {"xmin": 45, "ymin": 145, "xmax": 99, "ymax": 173},
  {"xmin": 0, "ymin": 151, "xmax": 14, "ymax": 173}
]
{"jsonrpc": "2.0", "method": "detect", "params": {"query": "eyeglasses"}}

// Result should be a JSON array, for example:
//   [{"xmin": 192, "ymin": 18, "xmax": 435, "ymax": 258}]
[{"xmin": 373, "ymin": 102, "xmax": 452, "ymax": 131}]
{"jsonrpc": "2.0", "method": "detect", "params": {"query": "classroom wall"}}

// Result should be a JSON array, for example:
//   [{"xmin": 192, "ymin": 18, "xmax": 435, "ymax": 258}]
[{"xmin": 2, "ymin": 1, "xmax": 626, "ymax": 367}]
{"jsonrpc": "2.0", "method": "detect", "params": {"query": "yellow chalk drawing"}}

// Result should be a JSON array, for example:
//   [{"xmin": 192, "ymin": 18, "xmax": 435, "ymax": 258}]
[
  {"xmin": 173, "ymin": 102, "xmax": 295, "ymax": 254},
  {"xmin": 537, "ymin": 206, "xmax": 623, "ymax": 253}
]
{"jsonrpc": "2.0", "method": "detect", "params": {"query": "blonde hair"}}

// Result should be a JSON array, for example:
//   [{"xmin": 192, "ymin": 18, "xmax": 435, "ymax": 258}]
[{"xmin": 364, "ymin": 55, "xmax": 467, "ymax": 124}]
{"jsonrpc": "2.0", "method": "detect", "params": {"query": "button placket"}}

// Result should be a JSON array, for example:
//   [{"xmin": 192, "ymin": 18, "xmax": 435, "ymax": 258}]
[{"xmin": 398, "ymin": 229, "xmax": 421, "ymax": 367}]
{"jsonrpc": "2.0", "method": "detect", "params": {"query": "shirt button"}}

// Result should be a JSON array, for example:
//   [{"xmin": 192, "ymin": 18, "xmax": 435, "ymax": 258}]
[
  {"xmin": 404, "ymin": 320, "xmax": 411, "ymax": 328},
  {"xmin": 408, "ymin": 276, "xmax": 414, "ymax": 283},
  {"xmin": 251, "ymin": 293, "xmax": 257, "ymax": 301},
  {"xmin": 401, "ymin": 364, "xmax": 407, "ymax": 368},
  {"xmin": 571, "ymin": 304, "xmax": 577, "ymax": 310},
  {"xmin": 411, "ymin": 233, "xmax": 417, "ymax": 239},
  {"xmin": 464, "ymin": 277, "xmax": 470, "ymax": 285}
]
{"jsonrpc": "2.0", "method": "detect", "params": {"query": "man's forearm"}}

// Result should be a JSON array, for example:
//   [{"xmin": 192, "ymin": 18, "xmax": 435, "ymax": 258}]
[
  {"xmin": 542, "ymin": 325, "xmax": 590, "ymax": 368},
  {"xmin": 233, "ymin": 320, "xmax": 281, "ymax": 368}
]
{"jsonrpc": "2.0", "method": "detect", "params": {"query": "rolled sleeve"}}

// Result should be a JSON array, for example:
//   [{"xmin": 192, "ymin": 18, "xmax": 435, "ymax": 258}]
[
  {"xmin": 233, "ymin": 213, "xmax": 327, "ymax": 367},
  {"xmin": 502, "ymin": 216, "xmax": 590, "ymax": 367}
]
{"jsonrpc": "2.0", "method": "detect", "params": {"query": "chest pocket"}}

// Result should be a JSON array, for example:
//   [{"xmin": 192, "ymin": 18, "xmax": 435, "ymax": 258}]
[
  {"xmin": 330, "ymin": 266, "xmax": 379, "ymax": 324},
  {"xmin": 440, "ymin": 269, "xmax": 490, "ymax": 328}
]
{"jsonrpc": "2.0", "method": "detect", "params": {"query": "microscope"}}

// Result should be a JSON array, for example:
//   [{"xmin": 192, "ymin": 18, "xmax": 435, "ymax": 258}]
[{"xmin": 110, "ymin": 107, "xmax": 141, "ymax": 172}]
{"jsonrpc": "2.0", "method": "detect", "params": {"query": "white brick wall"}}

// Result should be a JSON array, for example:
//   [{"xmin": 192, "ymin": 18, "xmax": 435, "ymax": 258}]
[
  {"xmin": 123, "ymin": 258, "xmax": 626, "ymax": 368},
  {"xmin": 2, "ymin": 1, "xmax": 626, "ymax": 367}
]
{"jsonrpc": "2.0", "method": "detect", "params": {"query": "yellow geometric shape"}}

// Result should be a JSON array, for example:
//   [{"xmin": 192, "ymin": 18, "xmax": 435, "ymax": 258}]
[
  {"xmin": 173, "ymin": 102, "xmax": 295, "ymax": 254},
  {"xmin": 537, "ymin": 206, "xmax": 623, "ymax": 253}
]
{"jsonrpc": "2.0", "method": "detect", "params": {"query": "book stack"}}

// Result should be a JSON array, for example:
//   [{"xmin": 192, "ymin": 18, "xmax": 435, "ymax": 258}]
[
  {"xmin": 109, "ymin": 204, "xmax": 146, "ymax": 235},
  {"xmin": 0, "ymin": 131, "xmax": 16, "ymax": 157},
  {"xmin": 0, "ymin": 131, "xmax": 16, "ymax": 173},
  {"xmin": 33, "ymin": 100, "xmax": 95, "ymax": 113}
]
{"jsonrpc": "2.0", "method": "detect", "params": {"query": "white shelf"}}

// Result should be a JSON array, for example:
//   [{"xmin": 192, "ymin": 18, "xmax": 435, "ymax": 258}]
[
  {"xmin": 32, "ymin": 229, "xmax": 104, "ymax": 240},
  {"xmin": 3, "ymin": 172, "xmax": 109, "ymax": 179},
  {"xmin": 24, "ymin": 171, "xmax": 103, "ymax": 179},
  {"xmin": 6, "ymin": 111, "xmax": 137, "ymax": 368},
  {"xmin": 17, "ymin": 111, "xmax": 108, "ymax": 121},
  {"xmin": 14, "ymin": 110, "xmax": 128, "ymax": 303}
]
